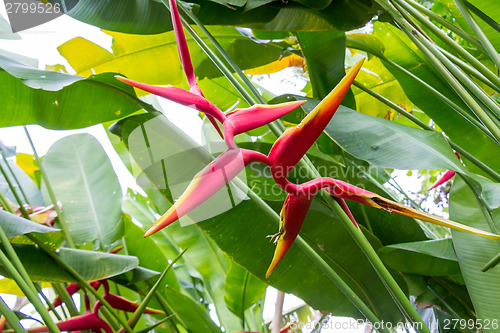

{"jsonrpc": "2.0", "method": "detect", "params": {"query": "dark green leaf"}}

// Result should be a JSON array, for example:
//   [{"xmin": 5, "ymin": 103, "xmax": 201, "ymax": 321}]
[
  {"xmin": 379, "ymin": 239, "xmax": 461, "ymax": 276},
  {"xmin": 450, "ymin": 178, "xmax": 500, "ymax": 330},
  {"xmin": 224, "ymin": 261, "xmax": 267, "ymax": 319},
  {"xmin": 0, "ymin": 54, "xmax": 142, "ymax": 129}
]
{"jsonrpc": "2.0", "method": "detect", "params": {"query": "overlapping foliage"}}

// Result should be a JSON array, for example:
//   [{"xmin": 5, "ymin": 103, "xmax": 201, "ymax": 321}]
[{"xmin": 1, "ymin": 0, "xmax": 500, "ymax": 332}]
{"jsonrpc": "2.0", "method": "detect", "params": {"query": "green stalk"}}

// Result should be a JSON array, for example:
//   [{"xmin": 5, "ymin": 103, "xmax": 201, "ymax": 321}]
[
  {"xmin": 136, "ymin": 315, "xmax": 175, "ymax": 333},
  {"xmin": 404, "ymin": 0, "xmax": 486, "ymax": 53},
  {"xmin": 0, "ymin": 161, "xmax": 30, "ymax": 219},
  {"xmin": 0, "ymin": 247, "xmax": 61, "ymax": 332},
  {"xmin": 395, "ymin": 0, "xmax": 500, "ymax": 91},
  {"xmin": 379, "ymin": 56, "xmax": 493, "ymax": 139},
  {"xmin": 482, "ymin": 252, "xmax": 500, "ymax": 271},
  {"xmin": 0, "ymin": 151, "xmax": 32, "ymax": 208},
  {"xmin": 23, "ymin": 126, "xmax": 75, "ymax": 248},
  {"xmin": 52, "ymin": 282, "xmax": 79, "ymax": 317},
  {"xmin": 379, "ymin": 0, "xmax": 500, "ymax": 143},
  {"xmin": 453, "ymin": 0, "xmax": 500, "ymax": 69},
  {"xmin": 34, "ymin": 283, "xmax": 63, "ymax": 321},
  {"xmin": 120, "ymin": 249, "xmax": 186, "ymax": 332},
  {"xmin": 437, "ymin": 46, "xmax": 500, "ymax": 92},
  {"xmin": 353, "ymin": 80, "xmax": 500, "ymax": 182},
  {"xmin": 0, "ymin": 296, "xmax": 27, "ymax": 333},
  {"xmin": 392, "ymin": 1, "xmax": 500, "ymax": 122},
  {"xmin": 26, "ymin": 236, "xmax": 135, "ymax": 333}
]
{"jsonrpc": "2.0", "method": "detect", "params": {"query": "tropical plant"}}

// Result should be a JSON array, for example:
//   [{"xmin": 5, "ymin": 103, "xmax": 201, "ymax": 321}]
[{"xmin": 1, "ymin": 0, "xmax": 500, "ymax": 332}]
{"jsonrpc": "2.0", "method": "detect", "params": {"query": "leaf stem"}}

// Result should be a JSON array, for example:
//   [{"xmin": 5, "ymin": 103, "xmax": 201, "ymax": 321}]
[
  {"xmin": 26, "ymin": 235, "xmax": 135, "ymax": 333},
  {"xmin": 387, "ymin": 1, "xmax": 500, "ymax": 140},
  {"xmin": 0, "ymin": 244, "xmax": 61, "ymax": 332},
  {"xmin": 353, "ymin": 80, "xmax": 500, "ymax": 182},
  {"xmin": 404, "ymin": 0, "xmax": 486, "ymax": 53},
  {"xmin": 395, "ymin": 0, "xmax": 500, "ymax": 91},
  {"xmin": 0, "ymin": 160, "xmax": 30, "ymax": 219},
  {"xmin": 453, "ymin": 0, "xmax": 500, "ymax": 69},
  {"xmin": 0, "ymin": 296, "xmax": 27, "ymax": 333},
  {"xmin": 23, "ymin": 126, "xmax": 75, "ymax": 248},
  {"xmin": 120, "ymin": 249, "xmax": 187, "ymax": 331},
  {"xmin": 379, "ymin": 56, "xmax": 494, "ymax": 140}
]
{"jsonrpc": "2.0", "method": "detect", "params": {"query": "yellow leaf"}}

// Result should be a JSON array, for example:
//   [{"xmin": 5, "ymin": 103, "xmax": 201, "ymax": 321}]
[{"xmin": 245, "ymin": 54, "xmax": 305, "ymax": 75}]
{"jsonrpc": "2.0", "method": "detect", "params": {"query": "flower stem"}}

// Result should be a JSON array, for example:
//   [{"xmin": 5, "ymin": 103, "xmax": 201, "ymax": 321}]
[
  {"xmin": 404, "ymin": 0, "xmax": 486, "ymax": 53},
  {"xmin": 383, "ymin": 0, "xmax": 500, "ymax": 142}
]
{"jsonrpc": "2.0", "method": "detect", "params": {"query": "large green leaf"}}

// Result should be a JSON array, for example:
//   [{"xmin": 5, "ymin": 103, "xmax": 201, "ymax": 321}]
[
  {"xmin": 164, "ymin": 288, "xmax": 222, "ymax": 333},
  {"xmin": 57, "ymin": 27, "xmax": 282, "ymax": 106},
  {"xmin": 112, "ymin": 112, "xmax": 407, "ymax": 322},
  {"xmin": 0, "ymin": 210, "xmax": 63, "ymax": 250},
  {"xmin": 326, "ymin": 107, "xmax": 467, "ymax": 173},
  {"xmin": 297, "ymin": 31, "xmax": 353, "ymax": 105},
  {"xmin": 224, "ymin": 261, "xmax": 267, "ymax": 319},
  {"xmin": 450, "ymin": 178, "xmax": 500, "ymax": 330},
  {"xmin": 59, "ymin": 0, "xmax": 379, "ymax": 33},
  {"xmin": 0, "ymin": 245, "xmax": 138, "ymax": 282},
  {"xmin": 122, "ymin": 214, "xmax": 180, "ymax": 291},
  {"xmin": 372, "ymin": 22, "xmax": 500, "ymax": 178},
  {"xmin": 42, "ymin": 134, "xmax": 123, "ymax": 250},
  {"xmin": 0, "ymin": 53, "xmax": 142, "ymax": 129},
  {"xmin": 379, "ymin": 239, "xmax": 461, "ymax": 276}
]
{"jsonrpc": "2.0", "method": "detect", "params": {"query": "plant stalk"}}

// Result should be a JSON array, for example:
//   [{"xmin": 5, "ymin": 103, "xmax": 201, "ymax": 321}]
[
  {"xmin": 0, "ymin": 246, "xmax": 61, "ymax": 332},
  {"xmin": 453, "ymin": 0, "xmax": 500, "ymax": 69},
  {"xmin": 26, "ymin": 235, "xmax": 135, "ymax": 333},
  {"xmin": 404, "ymin": 0, "xmax": 486, "ymax": 53},
  {"xmin": 379, "ymin": 0, "xmax": 500, "ymax": 143},
  {"xmin": 395, "ymin": 0, "xmax": 500, "ymax": 91},
  {"xmin": 353, "ymin": 80, "xmax": 500, "ymax": 182},
  {"xmin": 0, "ymin": 296, "xmax": 27, "ymax": 333}
]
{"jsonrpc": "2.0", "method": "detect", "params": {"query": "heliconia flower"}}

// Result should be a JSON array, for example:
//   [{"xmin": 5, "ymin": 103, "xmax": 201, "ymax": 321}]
[
  {"xmin": 223, "ymin": 101, "xmax": 306, "ymax": 137},
  {"xmin": 168, "ymin": 0, "xmax": 196, "ymax": 90},
  {"xmin": 0, "ymin": 315, "xmax": 5, "ymax": 331},
  {"xmin": 266, "ymin": 175, "xmax": 500, "ymax": 275},
  {"xmin": 115, "ymin": 75, "xmax": 305, "ymax": 148},
  {"xmin": 321, "ymin": 178, "xmax": 500, "ymax": 240},
  {"xmin": 28, "ymin": 302, "xmax": 112, "ymax": 333},
  {"xmin": 266, "ymin": 193, "xmax": 314, "ymax": 277},
  {"xmin": 428, "ymin": 170, "xmax": 456, "ymax": 190},
  {"xmin": 268, "ymin": 59, "xmax": 364, "ymax": 182},
  {"xmin": 103, "ymin": 293, "xmax": 165, "ymax": 315},
  {"xmin": 144, "ymin": 148, "xmax": 269, "ymax": 237}
]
